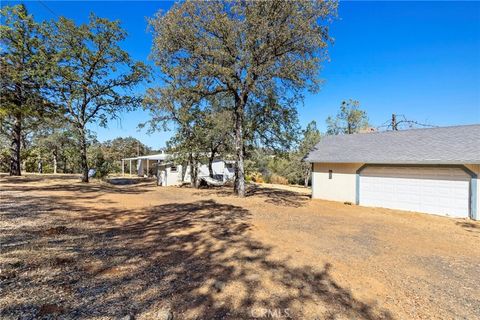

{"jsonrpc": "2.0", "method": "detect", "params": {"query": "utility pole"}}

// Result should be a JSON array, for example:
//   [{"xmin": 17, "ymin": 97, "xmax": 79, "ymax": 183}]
[{"xmin": 391, "ymin": 114, "xmax": 397, "ymax": 131}]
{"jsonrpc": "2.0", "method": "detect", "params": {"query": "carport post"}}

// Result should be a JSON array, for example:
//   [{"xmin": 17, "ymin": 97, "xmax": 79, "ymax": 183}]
[
  {"xmin": 146, "ymin": 159, "xmax": 149, "ymax": 175},
  {"xmin": 129, "ymin": 159, "xmax": 132, "ymax": 176},
  {"xmin": 156, "ymin": 160, "xmax": 160, "ymax": 186},
  {"xmin": 122, "ymin": 159, "xmax": 124, "ymax": 176}
]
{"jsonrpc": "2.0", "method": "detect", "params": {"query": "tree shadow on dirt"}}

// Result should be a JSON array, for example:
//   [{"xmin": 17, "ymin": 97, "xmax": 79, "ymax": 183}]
[
  {"xmin": 0, "ymin": 173, "xmax": 81, "ymax": 182},
  {"xmin": 246, "ymin": 185, "xmax": 310, "ymax": 208},
  {"xmin": 1, "ymin": 193, "xmax": 392, "ymax": 319},
  {"xmin": 107, "ymin": 177, "xmax": 153, "ymax": 185},
  {"xmin": 193, "ymin": 184, "xmax": 309, "ymax": 208},
  {"xmin": 455, "ymin": 221, "xmax": 480, "ymax": 234},
  {"xmin": 0, "ymin": 176, "xmax": 154, "ymax": 199}
]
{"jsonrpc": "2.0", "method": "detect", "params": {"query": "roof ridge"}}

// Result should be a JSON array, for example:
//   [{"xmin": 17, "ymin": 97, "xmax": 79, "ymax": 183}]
[
  {"xmin": 306, "ymin": 123, "xmax": 480, "ymax": 164},
  {"xmin": 351, "ymin": 123, "xmax": 480, "ymax": 136}
]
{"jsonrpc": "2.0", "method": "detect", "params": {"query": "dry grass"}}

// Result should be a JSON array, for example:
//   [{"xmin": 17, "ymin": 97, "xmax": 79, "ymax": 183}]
[{"xmin": 1, "ymin": 174, "xmax": 479, "ymax": 319}]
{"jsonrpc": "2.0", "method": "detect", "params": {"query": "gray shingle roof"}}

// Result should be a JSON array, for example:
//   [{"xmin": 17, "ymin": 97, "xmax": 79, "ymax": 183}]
[{"xmin": 305, "ymin": 124, "xmax": 480, "ymax": 164}]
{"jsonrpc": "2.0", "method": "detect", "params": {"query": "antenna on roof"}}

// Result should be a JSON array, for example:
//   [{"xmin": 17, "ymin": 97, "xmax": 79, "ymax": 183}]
[
  {"xmin": 376, "ymin": 114, "xmax": 438, "ymax": 131},
  {"xmin": 391, "ymin": 114, "xmax": 398, "ymax": 131}
]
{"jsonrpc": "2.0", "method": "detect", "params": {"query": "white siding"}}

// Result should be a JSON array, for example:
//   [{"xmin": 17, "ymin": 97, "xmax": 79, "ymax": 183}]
[
  {"xmin": 184, "ymin": 160, "xmax": 234, "ymax": 183},
  {"xmin": 165, "ymin": 165, "xmax": 181, "ymax": 186},
  {"xmin": 359, "ymin": 166, "xmax": 470, "ymax": 218}
]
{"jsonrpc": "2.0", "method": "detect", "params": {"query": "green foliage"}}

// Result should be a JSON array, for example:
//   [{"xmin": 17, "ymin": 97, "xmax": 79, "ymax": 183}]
[
  {"xmin": 31, "ymin": 123, "xmax": 80, "ymax": 174},
  {"xmin": 0, "ymin": 4, "xmax": 55, "ymax": 118},
  {"xmin": 100, "ymin": 137, "xmax": 150, "ymax": 173},
  {"xmin": 326, "ymin": 100, "xmax": 369, "ymax": 135},
  {"xmin": 299, "ymin": 121, "xmax": 322, "ymax": 159},
  {"xmin": 49, "ymin": 13, "xmax": 150, "ymax": 182},
  {"xmin": 245, "ymin": 121, "xmax": 321, "ymax": 186},
  {"xmin": 0, "ymin": 136, "xmax": 10, "ymax": 172},
  {"xmin": 296, "ymin": 121, "xmax": 321, "ymax": 186},
  {"xmin": 87, "ymin": 144, "xmax": 111, "ymax": 179},
  {"xmin": 22, "ymin": 149, "xmax": 40, "ymax": 173},
  {"xmin": 244, "ymin": 92, "xmax": 301, "ymax": 153},
  {"xmin": 0, "ymin": 4, "xmax": 58, "ymax": 175},
  {"xmin": 51, "ymin": 14, "xmax": 150, "ymax": 129}
]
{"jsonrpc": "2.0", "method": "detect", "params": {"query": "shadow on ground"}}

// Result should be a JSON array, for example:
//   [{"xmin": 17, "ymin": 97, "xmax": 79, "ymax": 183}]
[
  {"xmin": 0, "ymin": 176, "xmax": 155, "ymax": 200},
  {"xmin": 194, "ymin": 184, "xmax": 310, "ymax": 208},
  {"xmin": 0, "ymin": 180, "xmax": 392, "ymax": 319},
  {"xmin": 455, "ymin": 221, "xmax": 480, "ymax": 234}
]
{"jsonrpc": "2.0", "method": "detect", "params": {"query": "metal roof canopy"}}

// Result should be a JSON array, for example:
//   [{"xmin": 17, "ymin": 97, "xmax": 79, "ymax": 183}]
[{"xmin": 122, "ymin": 153, "xmax": 170, "ymax": 161}]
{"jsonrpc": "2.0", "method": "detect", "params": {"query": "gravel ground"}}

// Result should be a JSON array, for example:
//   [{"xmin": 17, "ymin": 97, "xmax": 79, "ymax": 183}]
[{"xmin": 1, "ymin": 174, "xmax": 479, "ymax": 319}]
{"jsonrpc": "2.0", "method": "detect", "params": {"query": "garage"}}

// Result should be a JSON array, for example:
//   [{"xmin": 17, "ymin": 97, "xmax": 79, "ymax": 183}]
[
  {"xmin": 306, "ymin": 124, "xmax": 480, "ymax": 220},
  {"xmin": 359, "ymin": 166, "xmax": 471, "ymax": 218}
]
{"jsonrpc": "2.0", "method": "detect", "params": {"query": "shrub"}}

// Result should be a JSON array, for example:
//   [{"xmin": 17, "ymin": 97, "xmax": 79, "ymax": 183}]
[
  {"xmin": 270, "ymin": 174, "xmax": 289, "ymax": 185},
  {"xmin": 251, "ymin": 171, "xmax": 264, "ymax": 183},
  {"xmin": 246, "ymin": 171, "xmax": 264, "ymax": 183}
]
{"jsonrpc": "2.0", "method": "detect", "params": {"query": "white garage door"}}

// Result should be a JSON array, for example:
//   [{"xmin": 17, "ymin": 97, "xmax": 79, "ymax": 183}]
[{"xmin": 359, "ymin": 166, "xmax": 470, "ymax": 218}]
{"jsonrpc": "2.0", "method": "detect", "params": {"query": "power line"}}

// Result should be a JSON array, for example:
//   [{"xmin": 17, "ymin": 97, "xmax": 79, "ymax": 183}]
[
  {"xmin": 376, "ymin": 114, "xmax": 438, "ymax": 131},
  {"xmin": 37, "ymin": 0, "xmax": 59, "ymax": 18}
]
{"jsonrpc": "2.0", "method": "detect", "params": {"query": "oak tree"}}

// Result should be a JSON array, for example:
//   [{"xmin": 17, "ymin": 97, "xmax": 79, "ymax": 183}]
[
  {"xmin": 50, "ymin": 14, "xmax": 149, "ymax": 182},
  {"xmin": 149, "ymin": 0, "xmax": 336, "ymax": 196}
]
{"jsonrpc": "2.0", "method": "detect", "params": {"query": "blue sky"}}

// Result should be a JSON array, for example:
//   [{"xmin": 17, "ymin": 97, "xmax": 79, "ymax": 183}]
[{"xmin": 4, "ymin": 1, "xmax": 480, "ymax": 149}]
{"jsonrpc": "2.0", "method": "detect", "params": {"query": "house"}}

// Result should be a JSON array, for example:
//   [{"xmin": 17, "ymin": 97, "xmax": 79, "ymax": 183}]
[
  {"xmin": 121, "ymin": 153, "xmax": 235, "ymax": 186},
  {"xmin": 157, "ymin": 158, "xmax": 235, "ymax": 186},
  {"xmin": 305, "ymin": 124, "xmax": 480, "ymax": 220}
]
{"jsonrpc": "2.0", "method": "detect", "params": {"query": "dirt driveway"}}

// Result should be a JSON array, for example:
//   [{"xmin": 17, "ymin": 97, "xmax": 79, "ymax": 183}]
[{"xmin": 1, "ymin": 175, "xmax": 479, "ymax": 319}]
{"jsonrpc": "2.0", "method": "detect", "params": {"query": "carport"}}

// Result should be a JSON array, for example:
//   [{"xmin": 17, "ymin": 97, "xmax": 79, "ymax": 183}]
[{"xmin": 121, "ymin": 153, "xmax": 169, "ymax": 177}]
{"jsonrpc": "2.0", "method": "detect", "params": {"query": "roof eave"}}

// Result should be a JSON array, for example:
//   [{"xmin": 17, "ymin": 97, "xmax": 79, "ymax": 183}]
[{"xmin": 305, "ymin": 159, "xmax": 480, "ymax": 165}]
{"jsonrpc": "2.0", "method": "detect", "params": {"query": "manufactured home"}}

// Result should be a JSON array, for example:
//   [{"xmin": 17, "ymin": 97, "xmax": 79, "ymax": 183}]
[
  {"xmin": 121, "ymin": 153, "xmax": 235, "ymax": 186},
  {"xmin": 305, "ymin": 124, "xmax": 480, "ymax": 220}
]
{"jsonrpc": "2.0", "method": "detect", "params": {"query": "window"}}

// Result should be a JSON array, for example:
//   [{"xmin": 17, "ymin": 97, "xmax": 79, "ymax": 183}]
[
  {"xmin": 328, "ymin": 170, "xmax": 333, "ymax": 179},
  {"xmin": 170, "ymin": 166, "xmax": 177, "ymax": 172}
]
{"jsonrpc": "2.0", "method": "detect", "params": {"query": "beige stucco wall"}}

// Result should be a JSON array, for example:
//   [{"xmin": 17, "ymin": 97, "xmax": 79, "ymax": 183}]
[{"xmin": 311, "ymin": 163, "xmax": 363, "ymax": 203}]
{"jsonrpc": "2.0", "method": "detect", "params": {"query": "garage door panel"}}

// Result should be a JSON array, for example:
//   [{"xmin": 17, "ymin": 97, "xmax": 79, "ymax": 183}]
[{"xmin": 359, "ymin": 166, "xmax": 470, "ymax": 218}]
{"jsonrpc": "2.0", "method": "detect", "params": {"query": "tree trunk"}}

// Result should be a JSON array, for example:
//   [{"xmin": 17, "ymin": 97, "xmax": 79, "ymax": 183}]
[
  {"xmin": 233, "ymin": 162, "xmax": 239, "ymax": 193},
  {"xmin": 304, "ymin": 168, "xmax": 310, "ymax": 187},
  {"xmin": 79, "ymin": 129, "xmax": 89, "ymax": 182},
  {"xmin": 208, "ymin": 147, "xmax": 217, "ymax": 178},
  {"xmin": 192, "ymin": 161, "xmax": 199, "ymax": 188},
  {"xmin": 234, "ymin": 96, "xmax": 246, "ymax": 197},
  {"xmin": 53, "ymin": 147, "xmax": 58, "ymax": 174},
  {"xmin": 9, "ymin": 113, "xmax": 22, "ymax": 176},
  {"xmin": 156, "ymin": 160, "xmax": 161, "ymax": 186},
  {"xmin": 208, "ymin": 157, "xmax": 214, "ymax": 178},
  {"xmin": 63, "ymin": 157, "xmax": 67, "ymax": 173},
  {"xmin": 188, "ymin": 153, "xmax": 198, "ymax": 188}
]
